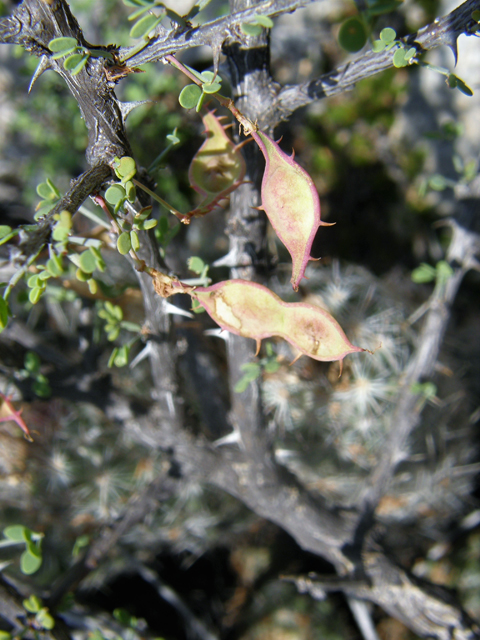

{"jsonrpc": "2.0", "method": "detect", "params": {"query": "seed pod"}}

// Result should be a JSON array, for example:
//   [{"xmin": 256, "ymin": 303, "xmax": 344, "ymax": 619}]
[
  {"xmin": 193, "ymin": 279, "xmax": 363, "ymax": 363},
  {"xmin": 251, "ymin": 130, "xmax": 333, "ymax": 291},
  {"xmin": 189, "ymin": 111, "xmax": 246, "ymax": 204}
]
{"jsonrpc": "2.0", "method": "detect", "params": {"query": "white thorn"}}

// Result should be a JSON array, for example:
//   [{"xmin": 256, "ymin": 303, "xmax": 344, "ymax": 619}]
[
  {"xmin": 164, "ymin": 301, "xmax": 193, "ymax": 318},
  {"xmin": 29, "ymin": 56, "xmax": 51, "ymax": 93},
  {"xmin": 204, "ymin": 328, "xmax": 229, "ymax": 341},
  {"xmin": 129, "ymin": 342, "xmax": 152, "ymax": 369},
  {"xmin": 213, "ymin": 429, "xmax": 241, "ymax": 447}
]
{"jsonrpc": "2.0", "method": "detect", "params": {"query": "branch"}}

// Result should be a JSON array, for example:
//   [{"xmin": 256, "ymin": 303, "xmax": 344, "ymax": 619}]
[
  {"xmin": 362, "ymin": 221, "xmax": 480, "ymax": 509},
  {"xmin": 265, "ymin": 0, "xmax": 480, "ymax": 122},
  {"xmin": 121, "ymin": 0, "xmax": 318, "ymax": 67}
]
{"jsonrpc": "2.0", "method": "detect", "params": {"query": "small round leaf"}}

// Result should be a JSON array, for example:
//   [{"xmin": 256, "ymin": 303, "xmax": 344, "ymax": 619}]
[
  {"xmin": 48, "ymin": 36, "xmax": 78, "ymax": 52},
  {"xmin": 392, "ymin": 48, "xmax": 409, "ymax": 67},
  {"xmin": 129, "ymin": 13, "xmax": 164, "ymax": 38},
  {"xmin": 105, "ymin": 184, "xmax": 126, "ymax": 205},
  {"xmin": 75, "ymin": 268, "xmax": 90, "ymax": 282},
  {"xmin": 130, "ymin": 230, "xmax": 140, "ymax": 251},
  {"xmin": 338, "ymin": 17, "xmax": 367, "ymax": 53},
  {"xmin": 117, "ymin": 232, "xmax": 132, "ymax": 255},
  {"xmin": 3, "ymin": 525, "xmax": 28, "ymax": 542},
  {"xmin": 202, "ymin": 82, "xmax": 222, "ymax": 94},
  {"xmin": 254, "ymin": 14, "xmax": 273, "ymax": 28},
  {"xmin": 20, "ymin": 550, "xmax": 42, "ymax": 575},
  {"xmin": 29, "ymin": 287, "xmax": 44, "ymax": 305},
  {"xmin": 79, "ymin": 250, "xmax": 97, "ymax": 274},
  {"xmin": 380, "ymin": 27, "xmax": 396, "ymax": 42},
  {"xmin": 36, "ymin": 609, "xmax": 55, "ymax": 630},
  {"xmin": 240, "ymin": 23, "xmax": 262, "ymax": 37},
  {"xmin": 179, "ymin": 84, "xmax": 202, "ymax": 109}
]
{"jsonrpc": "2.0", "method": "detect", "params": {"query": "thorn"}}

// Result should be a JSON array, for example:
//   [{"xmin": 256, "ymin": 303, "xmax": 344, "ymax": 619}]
[
  {"xmin": 211, "ymin": 40, "xmax": 222, "ymax": 79},
  {"xmin": 204, "ymin": 328, "xmax": 229, "ymax": 341},
  {"xmin": 291, "ymin": 148, "xmax": 295, "ymax": 160},
  {"xmin": 164, "ymin": 301, "xmax": 194, "ymax": 318},
  {"xmin": 320, "ymin": 221, "xmax": 336, "ymax": 227},
  {"xmin": 289, "ymin": 352, "xmax": 303, "ymax": 366},
  {"xmin": 338, "ymin": 359, "xmax": 344, "ymax": 378},
  {"xmin": 118, "ymin": 100, "xmax": 151, "ymax": 121},
  {"xmin": 129, "ymin": 342, "xmax": 152, "ymax": 369},
  {"xmin": 235, "ymin": 139, "xmax": 252, "ymax": 150},
  {"xmin": 213, "ymin": 428, "xmax": 242, "ymax": 447},
  {"xmin": 255, "ymin": 339, "xmax": 262, "ymax": 357},
  {"xmin": 29, "ymin": 56, "xmax": 51, "ymax": 93}
]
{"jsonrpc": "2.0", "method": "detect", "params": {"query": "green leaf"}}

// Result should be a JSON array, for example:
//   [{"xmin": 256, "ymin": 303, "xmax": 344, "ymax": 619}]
[
  {"xmin": 64, "ymin": 53, "xmax": 89, "ymax": 75},
  {"xmin": 428, "ymin": 174, "xmax": 447, "ymax": 191},
  {"xmin": 105, "ymin": 184, "xmax": 126, "ymax": 205},
  {"xmin": 79, "ymin": 249, "xmax": 97, "ymax": 274},
  {"xmin": 179, "ymin": 84, "xmax": 202, "ymax": 109},
  {"xmin": 202, "ymin": 81, "xmax": 222, "ymax": 94},
  {"xmin": 404, "ymin": 47, "xmax": 416, "ymax": 60},
  {"xmin": 48, "ymin": 36, "xmax": 78, "ymax": 53},
  {"xmin": 26, "ymin": 539, "xmax": 41, "ymax": 558},
  {"xmin": 63, "ymin": 53, "xmax": 85, "ymax": 70},
  {"xmin": 4, "ymin": 525, "xmax": 28, "ymax": 542},
  {"xmin": 23, "ymin": 595, "xmax": 42, "ymax": 613},
  {"xmin": 187, "ymin": 256, "xmax": 205, "ymax": 275},
  {"xmin": 0, "ymin": 225, "xmax": 12, "ymax": 239},
  {"xmin": 125, "ymin": 180, "xmax": 136, "ymax": 202},
  {"xmin": 32, "ymin": 378, "xmax": 51, "ymax": 398},
  {"xmin": 338, "ymin": 17, "xmax": 367, "ymax": 53},
  {"xmin": 472, "ymin": 9, "xmax": 480, "ymax": 21},
  {"xmin": 24, "ymin": 351, "xmax": 41, "ymax": 374},
  {"xmin": 114, "ymin": 156, "xmax": 137, "ymax": 182},
  {"xmin": 130, "ymin": 230, "xmax": 140, "ymax": 251},
  {"xmin": 91, "ymin": 247, "xmax": 106, "ymax": 271},
  {"xmin": 200, "ymin": 70, "xmax": 217, "ymax": 83},
  {"xmin": 21, "ymin": 550, "xmax": 42, "ymax": 574},
  {"xmin": 72, "ymin": 534, "xmax": 90, "ymax": 558},
  {"xmin": 36, "ymin": 609, "xmax": 55, "ymax": 630},
  {"xmin": 52, "ymin": 226, "xmax": 70, "ymax": 242},
  {"xmin": 46, "ymin": 255, "xmax": 64, "ymax": 277},
  {"xmin": 142, "ymin": 218, "xmax": 158, "ymax": 230},
  {"xmin": 108, "ymin": 347, "xmax": 119, "ymax": 367},
  {"xmin": 117, "ymin": 232, "xmax": 132, "ymax": 255},
  {"xmin": 411, "ymin": 263, "xmax": 436, "ymax": 283},
  {"xmin": 0, "ymin": 297, "xmax": 10, "ymax": 330},
  {"xmin": 380, "ymin": 27, "xmax": 396, "ymax": 42},
  {"xmin": 372, "ymin": 40, "xmax": 387, "ymax": 52},
  {"xmin": 254, "ymin": 14, "xmax": 273, "ymax": 28},
  {"xmin": 392, "ymin": 48, "xmax": 409, "ymax": 67},
  {"xmin": 240, "ymin": 23, "xmax": 262, "ymax": 37},
  {"xmin": 75, "ymin": 268, "xmax": 90, "ymax": 282},
  {"xmin": 29, "ymin": 287, "xmax": 44, "ymax": 304},
  {"xmin": 129, "ymin": 13, "xmax": 164, "ymax": 38},
  {"xmin": 87, "ymin": 278, "xmax": 98, "ymax": 295},
  {"xmin": 264, "ymin": 359, "xmax": 280, "ymax": 373},
  {"xmin": 436, "ymin": 260, "xmax": 454, "ymax": 284},
  {"xmin": 114, "ymin": 345, "xmax": 130, "ymax": 367},
  {"xmin": 452, "ymin": 75, "xmax": 474, "ymax": 96}
]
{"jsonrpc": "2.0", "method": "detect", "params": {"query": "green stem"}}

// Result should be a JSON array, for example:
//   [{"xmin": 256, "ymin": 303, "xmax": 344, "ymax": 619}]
[
  {"xmin": 132, "ymin": 179, "xmax": 188, "ymax": 223},
  {"xmin": 165, "ymin": 54, "xmax": 256, "ymax": 134}
]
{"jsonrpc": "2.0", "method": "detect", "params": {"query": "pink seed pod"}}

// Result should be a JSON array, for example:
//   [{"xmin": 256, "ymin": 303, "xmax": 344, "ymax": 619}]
[
  {"xmin": 193, "ymin": 279, "xmax": 363, "ymax": 363},
  {"xmin": 188, "ymin": 111, "xmax": 246, "ymax": 204},
  {"xmin": 251, "ymin": 130, "xmax": 333, "ymax": 291}
]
